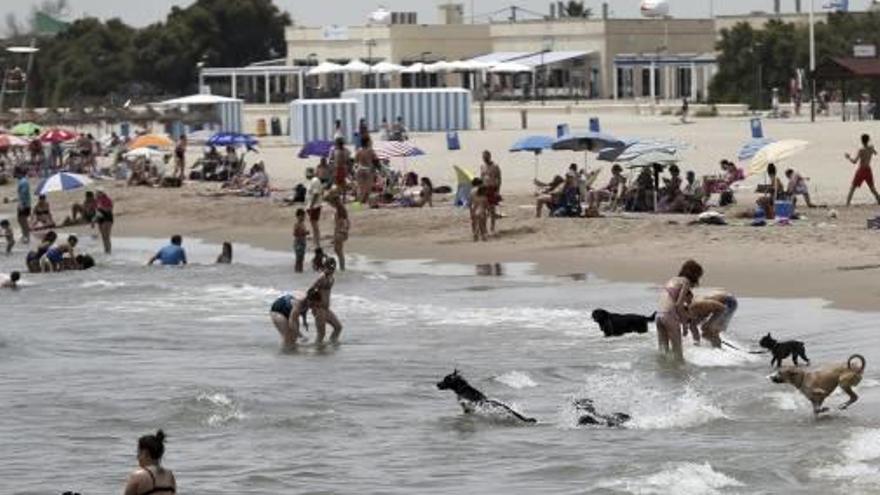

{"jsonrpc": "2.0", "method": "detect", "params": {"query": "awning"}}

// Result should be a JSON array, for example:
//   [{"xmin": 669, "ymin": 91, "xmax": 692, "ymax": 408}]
[
  {"xmin": 510, "ymin": 51, "xmax": 592, "ymax": 68},
  {"xmin": 158, "ymin": 94, "xmax": 243, "ymax": 106},
  {"xmin": 467, "ymin": 52, "xmax": 531, "ymax": 65}
]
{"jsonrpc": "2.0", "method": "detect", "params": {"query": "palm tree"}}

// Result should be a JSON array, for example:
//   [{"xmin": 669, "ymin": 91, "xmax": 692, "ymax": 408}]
[{"xmin": 564, "ymin": 1, "xmax": 593, "ymax": 18}]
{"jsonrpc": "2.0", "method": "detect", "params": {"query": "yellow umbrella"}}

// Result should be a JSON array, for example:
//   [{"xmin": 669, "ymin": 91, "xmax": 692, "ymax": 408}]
[
  {"xmin": 749, "ymin": 139, "xmax": 809, "ymax": 175},
  {"xmin": 129, "ymin": 133, "xmax": 174, "ymax": 150},
  {"xmin": 453, "ymin": 165, "xmax": 474, "ymax": 185}
]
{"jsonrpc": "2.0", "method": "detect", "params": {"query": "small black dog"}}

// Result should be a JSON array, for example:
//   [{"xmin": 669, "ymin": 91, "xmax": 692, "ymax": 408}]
[
  {"xmin": 436, "ymin": 370, "xmax": 537, "ymax": 424},
  {"xmin": 573, "ymin": 398, "xmax": 631, "ymax": 427},
  {"xmin": 591, "ymin": 309, "xmax": 656, "ymax": 337},
  {"xmin": 759, "ymin": 333, "xmax": 810, "ymax": 368}
]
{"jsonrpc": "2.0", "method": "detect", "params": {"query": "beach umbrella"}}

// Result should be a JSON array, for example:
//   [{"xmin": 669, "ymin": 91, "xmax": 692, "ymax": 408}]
[
  {"xmin": 552, "ymin": 132, "xmax": 625, "ymax": 153},
  {"xmin": 0, "ymin": 134, "xmax": 29, "ymax": 148},
  {"xmin": 298, "ymin": 140, "xmax": 334, "ymax": 159},
  {"xmin": 488, "ymin": 62, "xmax": 532, "ymax": 74},
  {"xmin": 510, "ymin": 135, "xmax": 555, "ymax": 180},
  {"xmin": 35, "ymin": 172, "xmax": 92, "ymax": 196},
  {"xmin": 371, "ymin": 62, "xmax": 404, "ymax": 74},
  {"xmin": 129, "ymin": 133, "xmax": 174, "ymax": 150},
  {"xmin": 424, "ymin": 61, "xmax": 454, "ymax": 73},
  {"xmin": 10, "ymin": 122, "xmax": 40, "ymax": 136},
  {"xmin": 123, "ymin": 147, "xmax": 168, "ymax": 161},
  {"xmin": 207, "ymin": 132, "xmax": 259, "ymax": 148},
  {"xmin": 598, "ymin": 138, "xmax": 685, "ymax": 162},
  {"xmin": 400, "ymin": 63, "xmax": 426, "ymax": 74},
  {"xmin": 186, "ymin": 129, "xmax": 214, "ymax": 145},
  {"xmin": 39, "ymin": 128, "xmax": 78, "ymax": 143},
  {"xmin": 341, "ymin": 59, "xmax": 371, "ymax": 73},
  {"xmin": 308, "ymin": 62, "xmax": 344, "ymax": 76},
  {"xmin": 374, "ymin": 141, "xmax": 425, "ymax": 160},
  {"xmin": 737, "ymin": 137, "xmax": 776, "ymax": 162},
  {"xmin": 626, "ymin": 151, "xmax": 681, "ymax": 167},
  {"xmin": 748, "ymin": 139, "xmax": 809, "ymax": 175}
]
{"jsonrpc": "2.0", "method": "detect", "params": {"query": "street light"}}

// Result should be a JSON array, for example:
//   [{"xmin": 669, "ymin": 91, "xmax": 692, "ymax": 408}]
[{"xmin": 365, "ymin": 39, "xmax": 377, "ymax": 88}]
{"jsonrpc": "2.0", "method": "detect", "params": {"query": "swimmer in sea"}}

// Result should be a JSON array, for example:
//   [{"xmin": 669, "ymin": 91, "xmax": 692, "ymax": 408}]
[
  {"xmin": 1, "ymin": 271, "xmax": 20, "ymax": 289},
  {"xmin": 309, "ymin": 257, "xmax": 343, "ymax": 345},
  {"xmin": 124, "ymin": 430, "xmax": 176, "ymax": 495},
  {"xmin": 269, "ymin": 288, "xmax": 322, "ymax": 348},
  {"xmin": 25, "ymin": 230, "xmax": 57, "ymax": 273},
  {"xmin": 41, "ymin": 234, "xmax": 77, "ymax": 272}
]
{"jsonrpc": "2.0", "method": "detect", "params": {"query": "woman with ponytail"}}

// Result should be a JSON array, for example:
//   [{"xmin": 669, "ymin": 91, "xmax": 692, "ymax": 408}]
[{"xmin": 124, "ymin": 430, "xmax": 176, "ymax": 495}]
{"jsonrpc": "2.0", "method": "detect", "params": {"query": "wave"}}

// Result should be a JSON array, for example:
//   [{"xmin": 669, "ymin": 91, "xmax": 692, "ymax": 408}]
[
  {"xmin": 79, "ymin": 279, "xmax": 128, "ymax": 289},
  {"xmin": 596, "ymin": 462, "xmax": 744, "ymax": 494},
  {"xmin": 764, "ymin": 391, "xmax": 804, "ymax": 411},
  {"xmin": 811, "ymin": 428, "xmax": 880, "ymax": 486},
  {"xmin": 494, "ymin": 371, "xmax": 537, "ymax": 389},
  {"xmin": 195, "ymin": 391, "xmax": 245, "ymax": 427},
  {"xmin": 685, "ymin": 341, "xmax": 763, "ymax": 368},
  {"xmin": 628, "ymin": 384, "xmax": 728, "ymax": 430}
]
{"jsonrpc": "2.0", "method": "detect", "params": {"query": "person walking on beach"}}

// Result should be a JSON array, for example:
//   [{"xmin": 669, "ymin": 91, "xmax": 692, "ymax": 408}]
[
  {"xmin": 480, "ymin": 150, "xmax": 502, "ymax": 234},
  {"xmin": 331, "ymin": 191, "xmax": 350, "ymax": 271},
  {"xmin": 15, "ymin": 169, "xmax": 30, "ymax": 244},
  {"xmin": 124, "ymin": 430, "xmax": 176, "ymax": 495},
  {"xmin": 680, "ymin": 97, "xmax": 689, "ymax": 124},
  {"xmin": 148, "ymin": 235, "xmax": 187, "ymax": 266},
  {"xmin": 174, "ymin": 135, "xmax": 187, "ymax": 182},
  {"xmin": 657, "ymin": 260, "xmax": 703, "ymax": 363},
  {"xmin": 293, "ymin": 208, "xmax": 309, "ymax": 273},
  {"xmin": 306, "ymin": 167, "xmax": 324, "ymax": 247},
  {"xmin": 309, "ymin": 257, "xmax": 342, "ymax": 345},
  {"xmin": 95, "ymin": 189, "xmax": 114, "ymax": 254},
  {"xmin": 844, "ymin": 133, "xmax": 880, "ymax": 206}
]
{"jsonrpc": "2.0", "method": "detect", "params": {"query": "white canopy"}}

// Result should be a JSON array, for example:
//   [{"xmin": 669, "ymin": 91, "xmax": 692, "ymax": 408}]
[
  {"xmin": 371, "ymin": 61, "xmax": 404, "ymax": 74},
  {"xmin": 488, "ymin": 62, "xmax": 532, "ymax": 73},
  {"xmin": 308, "ymin": 62, "xmax": 344, "ymax": 76},
  {"xmin": 158, "ymin": 94, "xmax": 243, "ymax": 106},
  {"xmin": 423, "ymin": 61, "xmax": 454, "ymax": 73},
  {"xmin": 342, "ymin": 59, "xmax": 371, "ymax": 73},
  {"xmin": 448, "ymin": 60, "xmax": 491, "ymax": 71},
  {"xmin": 400, "ymin": 63, "xmax": 426, "ymax": 74}
]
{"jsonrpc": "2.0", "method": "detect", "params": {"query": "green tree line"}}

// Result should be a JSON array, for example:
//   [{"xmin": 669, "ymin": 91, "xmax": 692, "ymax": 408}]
[
  {"xmin": 711, "ymin": 11, "xmax": 880, "ymax": 108},
  {"xmin": 3, "ymin": 0, "xmax": 290, "ymax": 107}
]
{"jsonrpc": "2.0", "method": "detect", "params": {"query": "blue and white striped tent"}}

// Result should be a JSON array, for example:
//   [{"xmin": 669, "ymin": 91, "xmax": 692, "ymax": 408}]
[
  {"xmin": 289, "ymin": 99, "xmax": 359, "ymax": 145},
  {"xmin": 341, "ymin": 88, "xmax": 471, "ymax": 133}
]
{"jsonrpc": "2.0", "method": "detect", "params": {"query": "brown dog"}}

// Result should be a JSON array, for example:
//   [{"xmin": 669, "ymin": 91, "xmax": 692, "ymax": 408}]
[{"xmin": 770, "ymin": 355, "xmax": 866, "ymax": 415}]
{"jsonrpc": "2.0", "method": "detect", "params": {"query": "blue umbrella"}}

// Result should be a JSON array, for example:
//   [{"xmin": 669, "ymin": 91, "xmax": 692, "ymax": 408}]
[
  {"xmin": 511, "ymin": 135, "xmax": 555, "ymax": 179},
  {"xmin": 298, "ymin": 140, "xmax": 333, "ymax": 159},
  {"xmin": 207, "ymin": 132, "xmax": 259, "ymax": 148},
  {"xmin": 36, "ymin": 172, "xmax": 93, "ymax": 196},
  {"xmin": 737, "ymin": 137, "xmax": 775, "ymax": 162}
]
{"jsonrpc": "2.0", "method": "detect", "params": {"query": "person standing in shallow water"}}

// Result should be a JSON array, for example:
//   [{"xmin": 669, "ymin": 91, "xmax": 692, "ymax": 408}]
[
  {"xmin": 124, "ymin": 430, "xmax": 176, "ymax": 495},
  {"xmin": 95, "ymin": 189, "xmax": 114, "ymax": 254},
  {"xmin": 656, "ymin": 260, "xmax": 703, "ymax": 363}
]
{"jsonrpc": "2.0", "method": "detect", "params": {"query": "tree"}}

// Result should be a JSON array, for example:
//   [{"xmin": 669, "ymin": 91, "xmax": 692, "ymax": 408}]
[{"xmin": 563, "ymin": 1, "xmax": 592, "ymax": 18}]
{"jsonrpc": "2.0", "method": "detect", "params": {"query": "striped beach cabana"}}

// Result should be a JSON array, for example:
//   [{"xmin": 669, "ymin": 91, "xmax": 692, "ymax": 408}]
[
  {"xmin": 341, "ymin": 88, "xmax": 471, "ymax": 133},
  {"xmin": 289, "ymin": 98, "xmax": 359, "ymax": 145}
]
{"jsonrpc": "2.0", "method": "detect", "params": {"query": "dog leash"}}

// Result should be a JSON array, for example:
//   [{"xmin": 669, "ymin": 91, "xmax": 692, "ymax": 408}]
[{"xmin": 721, "ymin": 339, "xmax": 768, "ymax": 354}]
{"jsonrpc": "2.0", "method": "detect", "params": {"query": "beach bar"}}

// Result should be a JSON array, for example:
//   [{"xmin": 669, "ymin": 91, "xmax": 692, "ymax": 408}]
[
  {"xmin": 289, "ymin": 98, "xmax": 359, "ymax": 145},
  {"xmin": 341, "ymin": 88, "xmax": 471, "ymax": 133}
]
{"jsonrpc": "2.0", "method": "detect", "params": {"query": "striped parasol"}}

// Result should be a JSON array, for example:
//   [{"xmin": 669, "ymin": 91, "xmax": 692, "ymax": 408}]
[
  {"xmin": 40, "ymin": 128, "xmax": 78, "ymax": 143},
  {"xmin": 36, "ymin": 172, "xmax": 93, "ymax": 195},
  {"xmin": 373, "ymin": 141, "xmax": 425, "ymax": 160}
]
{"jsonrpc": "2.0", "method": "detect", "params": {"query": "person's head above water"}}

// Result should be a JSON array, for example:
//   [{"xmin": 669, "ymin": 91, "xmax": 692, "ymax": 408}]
[
  {"xmin": 67, "ymin": 235, "xmax": 78, "ymax": 247},
  {"xmin": 10, "ymin": 271, "xmax": 20, "ymax": 283},
  {"xmin": 678, "ymin": 259, "xmax": 704, "ymax": 286},
  {"xmin": 137, "ymin": 430, "xmax": 166, "ymax": 466},
  {"xmin": 171, "ymin": 235, "xmax": 182, "ymax": 246},
  {"xmin": 324, "ymin": 257, "xmax": 337, "ymax": 273}
]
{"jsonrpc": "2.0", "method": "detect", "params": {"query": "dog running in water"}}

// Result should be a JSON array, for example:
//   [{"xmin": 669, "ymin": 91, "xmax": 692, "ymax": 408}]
[
  {"xmin": 573, "ymin": 398, "xmax": 631, "ymax": 427},
  {"xmin": 436, "ymin": 370, "xmax": 537, "ymax": 424},
  {"xmin": 591, "ymin": 309, "xmax": 656, "ymax": 337},
  {"xmin": 770, "ymin": 354, "xmax": 866, "ymax": 416}
]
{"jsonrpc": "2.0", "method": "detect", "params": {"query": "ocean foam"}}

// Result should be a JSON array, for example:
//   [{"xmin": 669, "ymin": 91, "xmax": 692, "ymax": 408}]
[
  {"xmin": 494, "ymin": 371, "xmax": 537, "ymax": 389},
  {"xmin": 79, "ymin": 280, "xmax": 128, "ymax": 289},
  {"xmin": 597, "ymin": 462, "xmax": 744, "ymax": 494},
  {"xmin": 629, "ymin": 384, "xmax": 728, "ymax": 430},
  {"xmin": 812, "ymin": 429, "xmax": 880, "ymax": 486},
  {"xmin": 684, "ymin": 341, "xmax": 763, "ymax": 368},
  {"xmin": 764, "ymin": 391, "xmax": 804, "ymax": 411},
  {"xmin": 196, "ymin": 392, "xmax": 245, "ymax": 427}
]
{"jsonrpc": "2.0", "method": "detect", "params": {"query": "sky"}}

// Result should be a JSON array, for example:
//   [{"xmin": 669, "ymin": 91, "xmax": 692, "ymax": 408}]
[{"xmin": 0, "ymin": 0, "xmax": 875, "ymax": 33}]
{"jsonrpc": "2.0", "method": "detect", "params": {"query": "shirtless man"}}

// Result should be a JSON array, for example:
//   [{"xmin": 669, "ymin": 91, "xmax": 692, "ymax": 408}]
[
  {"xmin": 480, "ymin": 150, "xmax": 502, "ymax": 234},
  {"xmin": 309, "ymin": 257, "xmax": 343, "ymax": 344},
  {"xmin": 845, "ymin": 133, "xmax": 880, "ymax": 206}
]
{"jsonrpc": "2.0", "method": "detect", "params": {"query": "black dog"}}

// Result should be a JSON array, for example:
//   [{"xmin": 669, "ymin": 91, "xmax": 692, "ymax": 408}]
[
  {"xmin": 436, "ymin": 370, "xmax": 537, "ymax": 424},
  {"xmin": 574, "ymin": 398, "xmax": 631, "ymax": 427},
  {"xmin": 759, "ymin": 333, "xmax": 810, "ymax": 367},
  {"xmin": 591, "ymin": 309, "xmax": 656, "ymax": 337}
]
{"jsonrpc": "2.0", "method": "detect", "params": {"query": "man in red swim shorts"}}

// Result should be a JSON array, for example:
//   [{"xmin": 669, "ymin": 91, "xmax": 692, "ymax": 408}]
[{"xmin": 845, "ymin": 133, "xmax": 880, "ymax": 206}]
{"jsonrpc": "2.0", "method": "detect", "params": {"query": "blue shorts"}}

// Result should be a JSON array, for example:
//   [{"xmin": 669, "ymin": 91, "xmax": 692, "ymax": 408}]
[{"xmin": 46, "ymin": 248, "xmax": 63, "ymax": 264}]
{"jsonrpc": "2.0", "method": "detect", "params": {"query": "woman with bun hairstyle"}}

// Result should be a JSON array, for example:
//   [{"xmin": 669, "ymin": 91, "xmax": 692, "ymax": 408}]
[{"xmin": 124, "ymin": 430, "xmax": 176, "ymax": 495}]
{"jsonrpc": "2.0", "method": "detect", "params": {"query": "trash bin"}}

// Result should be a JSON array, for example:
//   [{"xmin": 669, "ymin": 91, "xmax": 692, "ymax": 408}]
[
  {"xmin": 256, "ymin": 118, "xmax": 267, "ymax": 137},
  {"xmin": 270, "ymin": 117, "xmax": 282, "ymax": 136}
]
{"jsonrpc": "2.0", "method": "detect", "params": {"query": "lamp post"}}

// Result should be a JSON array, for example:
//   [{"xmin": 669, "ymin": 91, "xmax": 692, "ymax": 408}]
[
  {"xmin": 541, "ymin": 36, "xmax": 554, "ymax": 106},
  {"xmin": 365, "ymin": 39, "xmax": 377, "ymax": 88},
  {"xmin": 809, "ymin": 0, "xmax": 817, "ymax": 122},
  {"xmin": 420, "ymin": 51, "xmax": 432, "ymax": 88}
]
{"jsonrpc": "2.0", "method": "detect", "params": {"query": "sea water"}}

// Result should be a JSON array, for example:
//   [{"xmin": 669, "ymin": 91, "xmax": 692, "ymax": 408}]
[{"xmin": 0, "ymin": 234, "xmax": 878, "ymax": 494}]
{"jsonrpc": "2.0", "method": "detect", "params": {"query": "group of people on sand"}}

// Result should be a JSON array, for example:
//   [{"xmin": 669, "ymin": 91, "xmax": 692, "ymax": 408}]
[{"xmin": 657, "ymin": 260, "xmax": 738, "ymax": 363}]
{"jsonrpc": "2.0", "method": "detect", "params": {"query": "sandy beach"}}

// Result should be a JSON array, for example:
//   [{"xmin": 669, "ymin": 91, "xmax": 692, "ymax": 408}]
[{"xmin": 3, "ymin": 110, "xmax": 880, "ymax": 310}]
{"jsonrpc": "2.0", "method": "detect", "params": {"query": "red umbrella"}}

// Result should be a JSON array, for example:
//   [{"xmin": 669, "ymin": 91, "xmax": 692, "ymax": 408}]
[{"xmin": 39, "ymin": 128, "xmax": 78, "ymax": 143}]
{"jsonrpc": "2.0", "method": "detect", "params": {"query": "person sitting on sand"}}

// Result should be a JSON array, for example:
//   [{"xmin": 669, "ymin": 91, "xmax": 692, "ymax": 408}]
[
  {"xmin": 243, "ymin": 162, "xmax": 270, "ymax": 196},
  {"xmin": 1, "ymin": 271, "xmax": 20, "ymax": 289},
  {"xmin": 756, "ymin": 163, "xmax": 786, "ymax": 219},
  {"xmin": 30, "ymin": 195, "xmax": 55, "ymax": 230},
  {"xmin": 623, "ymin": 166, "xmax": 655, "ymax": 212},
  {"xmin": 148, "ymin": 235, "xmax": 187, "ymax": 266},
  {"xmin": 41, "ymin": 234, "xmax": 77, "ymax": 272},
  {"xmin": 269, "ymin": 289, "xmax": 322, "ymax": 348},
  {"xmin": 658, "ymin": 164, "xmax": 684, "ymax": 212},
  {"xmin": 1, "ymin": 219, "xmax": 14, "ymax": 255},
  {"xmin": 309, "ymin": 257, "xmax": 343, "ymax": 345},
  {"xmin": 785, "ymin": 168, "xmax": 816, "ymax": 209},
  {"xmin": 586, "ymin": 164, "xmax": 626, "ymax": 215},
  {"xmin": 470, "ymin": 178, "xmax": 489, "ymax": 241},
  {"xmin": 25, "ymin": 231, "xmax": 57, "ymax": 273},
  {"xmin": 64, "ymin": 191, "xmax": 97, "ymax": 226},
  {"xmin": 657, "ymin": 260, "xmax": 703, "ymax": 363},
  {"xmin": 124, "ymin": 430, "xmax": 176, "ymax": 495},
  {"xmin": 216, "ymin": 242, "xmax": 233, "ymax": 264}
]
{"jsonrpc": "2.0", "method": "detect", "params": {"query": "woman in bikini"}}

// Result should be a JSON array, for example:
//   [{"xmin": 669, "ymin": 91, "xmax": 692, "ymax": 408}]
[
  {"xmin": 30, "ymin": 194, "xmax": 55, "ymax": 230},
  {"xmin": 331, "ymin": 193, "xmax": 350, "ymax": 271},
  {"xmin": 95, "ymin": 189, "xmax": 114, "ymax": 254},
  {"xmin": 310, "ymin": 257, "xmax": 343, "ymax": 345},
  {"xmin": 657, "ymin": 260, "xmax": 704, "ymax": 363},
  {"xmin": 269, "ymin": 289, "xmax": 320, "ymax": 348},
  {"xmin": 123, "ymin": 430, "xmax": 176, "ymax": 495}
]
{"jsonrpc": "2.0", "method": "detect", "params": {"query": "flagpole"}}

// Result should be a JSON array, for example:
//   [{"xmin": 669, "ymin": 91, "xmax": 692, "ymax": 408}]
[{"xmin": 809, "ymin": 0, "xmax": 816, "ymax": 122}]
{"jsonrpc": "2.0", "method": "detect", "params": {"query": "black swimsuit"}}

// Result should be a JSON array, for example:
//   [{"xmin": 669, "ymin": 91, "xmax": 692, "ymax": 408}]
[{"xmin": 141, "ymin": 467, "xmax": 175, "ymax": 495}]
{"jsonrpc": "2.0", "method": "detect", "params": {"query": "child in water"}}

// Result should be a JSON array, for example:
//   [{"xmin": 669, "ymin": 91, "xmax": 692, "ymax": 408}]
[
  {"xmin": 0, "ymin": 219, "xmax": 14, "ymax": 254},
  {"xmin": 216, "ymin": 242, "xmax": 233, "ymax": 264},
  {"xmin": 293, "ymin": 209, "xmax": 309, "ymax": 273},
  {"xmin": 42, "ymin": 234, "xmax": 77, "ymax": 272}
]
